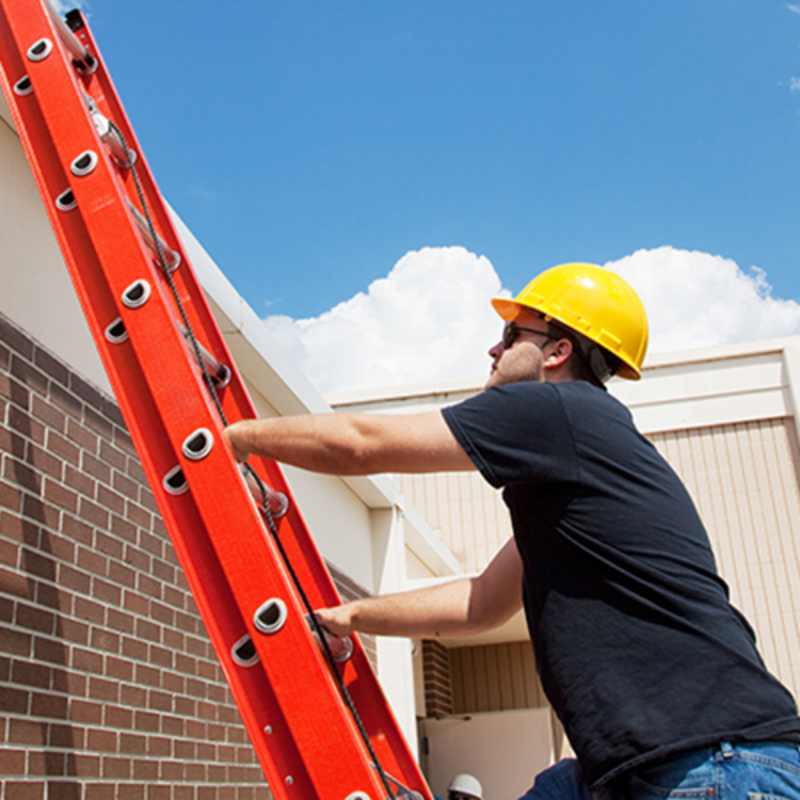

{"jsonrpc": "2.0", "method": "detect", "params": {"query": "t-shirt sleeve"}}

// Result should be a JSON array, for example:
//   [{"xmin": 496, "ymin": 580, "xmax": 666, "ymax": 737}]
[{"xmin": 441, "ymin": 383, "xmax": 579, "ymax": 488}]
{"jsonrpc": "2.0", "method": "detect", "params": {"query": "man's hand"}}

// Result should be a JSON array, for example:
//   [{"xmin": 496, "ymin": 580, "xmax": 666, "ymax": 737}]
[
  {"xmin": 224, "ymin": 420, "xmax": 256, "ymax": 463},
  {"xmin": 314, "ymin": 604, "xmax": 356, "ymax": 638}
]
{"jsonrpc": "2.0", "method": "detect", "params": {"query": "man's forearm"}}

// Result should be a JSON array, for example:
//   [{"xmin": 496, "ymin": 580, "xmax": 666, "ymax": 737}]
[
  {"xmin": 316, "ymin": 576, "xmax": 514, "ymax": 641},
  {"xmin": 225, "ymin": 415, "xmax": 363, "ymax": 474},
  {"xmin": 317, "ymin": 537, "xmax": 524, "ymax": 640},
  {"xmin": 224, "ymin": 411, "xmax": 474, "ymax": 475}
]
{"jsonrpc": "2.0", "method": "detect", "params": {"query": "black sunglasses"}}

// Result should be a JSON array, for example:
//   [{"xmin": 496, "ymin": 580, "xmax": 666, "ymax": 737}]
[{"xmin": 502, "ymin": 322, "xmax": 560, "ymax": 350}]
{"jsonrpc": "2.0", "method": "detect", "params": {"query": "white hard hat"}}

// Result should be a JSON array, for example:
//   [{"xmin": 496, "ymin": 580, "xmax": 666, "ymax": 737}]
[{"xmin": 448, "ymin": 774, "xmax": 483, "ymax": 800}]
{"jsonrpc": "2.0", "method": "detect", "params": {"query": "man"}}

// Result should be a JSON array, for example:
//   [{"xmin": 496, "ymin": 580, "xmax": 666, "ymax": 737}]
[{"xmin": 225, "ymin": 263, "xmax": 800, "ymax": 800}]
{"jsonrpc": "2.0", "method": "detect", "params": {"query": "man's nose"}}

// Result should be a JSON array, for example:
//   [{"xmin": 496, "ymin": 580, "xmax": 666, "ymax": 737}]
[{"xmin": 488, "ymin": 341, "xmax": 503, "ymax": 359}]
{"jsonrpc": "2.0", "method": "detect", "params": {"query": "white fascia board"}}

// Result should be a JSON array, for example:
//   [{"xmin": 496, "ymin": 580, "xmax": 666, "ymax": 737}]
[
  {"xmin": 327, "ymin": 375, "xmax": 485, "ymax": 412},
  {"xmin": 781, "ymin": 341, "xmax": 800, "ymax": 423},
  {"xmin": 612, "ymin": 337, "xmax": 800, "ymax": 434}
]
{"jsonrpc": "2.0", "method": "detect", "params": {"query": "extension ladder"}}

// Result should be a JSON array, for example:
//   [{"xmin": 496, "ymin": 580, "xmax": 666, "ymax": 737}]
[{"xmin": 0, "ymin": 3, "xmax": 432, "ymax": 800}]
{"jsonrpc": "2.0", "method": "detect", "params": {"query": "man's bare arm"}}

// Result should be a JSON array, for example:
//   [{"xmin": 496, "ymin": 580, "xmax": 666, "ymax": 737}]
[
  {"xmin": 315, "ymin": 538, "xmax": 524, "ymax": 640},
  {"xmin": 224, "ymin": 410, "xmax": 474, "ymax": 475}
]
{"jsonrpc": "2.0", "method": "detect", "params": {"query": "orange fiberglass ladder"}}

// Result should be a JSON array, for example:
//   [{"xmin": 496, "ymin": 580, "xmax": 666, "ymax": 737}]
[{"xmin": 0, "ymin": 2, "xmax": 433, "ymax": 800}]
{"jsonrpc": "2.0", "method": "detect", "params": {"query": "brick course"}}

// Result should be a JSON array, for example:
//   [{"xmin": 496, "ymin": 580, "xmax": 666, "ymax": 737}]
[
  {"xmin": 0, "ymin": 313, "xmax": 270, "ymax": 799},
  {"xmin": 421, "ymin": 640, "xmax": 452, "ymax": 719}
]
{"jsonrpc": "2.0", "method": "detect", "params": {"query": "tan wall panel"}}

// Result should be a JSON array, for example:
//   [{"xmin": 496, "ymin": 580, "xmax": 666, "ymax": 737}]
[
  {"xmin": 449, "ymin": 643, "xmax": 545, "ymax": 714},
  {"xmin": 400, "ymin": 473, "xmax": 511, "ymax": 574},
  {"xmin": 649, "ymin": 419, "xmax": 800, "ymax": 698}
]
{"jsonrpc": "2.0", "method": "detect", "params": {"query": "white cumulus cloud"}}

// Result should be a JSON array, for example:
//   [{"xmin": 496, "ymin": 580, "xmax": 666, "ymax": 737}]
[
  {"xmin": 607, "ymin": 247, "xmax": 800, "ymax": 354},
  {"xmin": 264, "ymin": 246, "xmax": 507, "ymax": 394},
  {"xmin": 263, "ymin": 246, "xmax": 800, "ymax": 394}
]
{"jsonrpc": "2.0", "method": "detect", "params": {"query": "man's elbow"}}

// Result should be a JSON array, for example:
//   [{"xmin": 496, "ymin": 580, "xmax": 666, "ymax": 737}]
[{"xmin": 466, "ymin": 578, "xmax": 522, "ymax": 634}]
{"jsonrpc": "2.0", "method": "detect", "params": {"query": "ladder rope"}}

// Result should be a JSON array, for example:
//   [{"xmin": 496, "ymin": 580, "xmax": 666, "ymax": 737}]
[{"xmin": 109, "ymin": 121, "xmax": 398, "ymax": 800}]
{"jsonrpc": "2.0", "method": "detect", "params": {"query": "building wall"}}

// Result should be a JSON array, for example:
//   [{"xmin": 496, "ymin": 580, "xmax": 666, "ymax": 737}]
[
  {"xmin": 449, "ymin": 642, "xmax": 545, "ymax": 715},
  {"xmin": 421, "ymin": 708, "xmax": 555, "ymax": 800},
  {"xmin": 400, "ymin": 473, "xmax": 511, "ymax": 576},
  {"xmin": 0, "ymin": 312, "xmax": 267, "ymax": 799},
  {"xmin": 649, "ymin": 417, "xmax": 800, "ymax": 694}
]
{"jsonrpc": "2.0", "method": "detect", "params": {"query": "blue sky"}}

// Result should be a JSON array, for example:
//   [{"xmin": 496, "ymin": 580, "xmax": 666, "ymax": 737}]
[
  {"xmin": 57, "ymin": 0, "xmax": 800, "ymax": 390},
  {"xmin": 80, "ymin": 1, "xmax": 800, "ymax": 314}
]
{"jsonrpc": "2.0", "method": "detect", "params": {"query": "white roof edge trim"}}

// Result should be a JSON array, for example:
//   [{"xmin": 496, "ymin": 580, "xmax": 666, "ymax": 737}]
[
  {"xmin": 641, "ymin": 336, "xmax": 799, "ymax": 371},
  {"xmin": 781, "ymin": 341, "xmax": 800, "ymax": 422},
  {"xmin": 328, "ymin": 336, "xmax": 800, "ymax": 408},
  {"xmin": 327, "ymin": 374, "xmax": 487, "ymax": 407}
]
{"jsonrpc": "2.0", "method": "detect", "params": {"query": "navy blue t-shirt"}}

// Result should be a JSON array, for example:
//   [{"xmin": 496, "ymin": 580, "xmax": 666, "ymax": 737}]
[{"xmin": 442, "ymin": 381, "xmax": 799, "ymax": 786}]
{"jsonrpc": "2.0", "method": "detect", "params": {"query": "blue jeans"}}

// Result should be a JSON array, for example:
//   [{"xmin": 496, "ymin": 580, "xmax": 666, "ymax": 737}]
[{"xmin": 520, "ymin": 742, "xmax": 800, "ymax": 800}]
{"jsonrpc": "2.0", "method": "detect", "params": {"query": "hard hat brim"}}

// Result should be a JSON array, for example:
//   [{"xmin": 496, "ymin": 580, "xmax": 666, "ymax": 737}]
[{"xmin": 491, "ymin": 297, "xmax": 528, "ymax": 322}]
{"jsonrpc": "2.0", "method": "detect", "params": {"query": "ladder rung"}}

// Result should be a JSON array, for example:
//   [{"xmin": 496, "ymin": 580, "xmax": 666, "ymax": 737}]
[{"xmin": 126, "ymin": 199, "xmax": 181, "ymax": 270}]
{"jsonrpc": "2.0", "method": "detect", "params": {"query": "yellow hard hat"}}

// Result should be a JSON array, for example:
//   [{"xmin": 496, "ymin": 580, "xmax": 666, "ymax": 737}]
[{"xmin": 491, "ymin": 263, "xmax": 649, "ymax": 380}]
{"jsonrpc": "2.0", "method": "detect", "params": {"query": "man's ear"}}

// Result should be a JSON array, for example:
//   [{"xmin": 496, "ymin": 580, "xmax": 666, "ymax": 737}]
[{"xmin": 544, "ymin": 337, "xmax": 574, "ymax": 370}]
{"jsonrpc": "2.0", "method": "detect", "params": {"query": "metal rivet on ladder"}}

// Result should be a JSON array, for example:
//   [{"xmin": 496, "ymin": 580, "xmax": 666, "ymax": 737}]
[
  {"xmin": 121, "ymin": 279, "xmax": 151, "ymax": 309},
  {"xmin": 104, "ymin": 317, "xmax": 128, "ymax": 343},
  {"xmin": 231, "ymin": 634, "xmax": 259, "ymax": 667},
  {"xmin": 13, "ymin": 76, "xmax": 33, "ymax": 96},
  {"xmin": 162, "ymin": 465, "xmax": 188, "ymax": 495},
  {"xmin": 253, "ymin": 598, "xmax": 288, "ymax": 635},
  {"xmin": 70, "ymin": 150, "xmax": 99, "ymax": 177},
  {"xmin": 182, "ymin": 429, "xmax": 214, "ymax": 461},
  {"xmin": 26, "ymin": 38, "xmax": 53, "ymax": 61},
  {"xmin": 345, "ymin": 793, "xmax": 371, "ymax": 800},
  {"xmin": 55, "ymin": 188, "xmax": 77, "ymax": 212}
]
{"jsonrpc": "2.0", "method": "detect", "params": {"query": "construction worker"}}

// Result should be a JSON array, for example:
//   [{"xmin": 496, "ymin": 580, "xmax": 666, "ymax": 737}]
[
  {"xmin": 447, "ymin": 773, "xmax": 483, "ymax": 800},
  {"xmin": 225, "ymin": 263, "xmax": 800, "ymax": 800}
]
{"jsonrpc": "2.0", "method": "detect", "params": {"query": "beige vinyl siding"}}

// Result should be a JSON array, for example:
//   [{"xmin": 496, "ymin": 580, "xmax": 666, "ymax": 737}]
[
  {"xmin": 649, "ymin": 418, "xmax": 800, "ymax": 696},
  {"xmin": 450, "ymin": 643, "xmax": 546, "ymax": 714},
  {"xmin": 400, "ymin": 472, "xmax": 511, "ymax": 575}
]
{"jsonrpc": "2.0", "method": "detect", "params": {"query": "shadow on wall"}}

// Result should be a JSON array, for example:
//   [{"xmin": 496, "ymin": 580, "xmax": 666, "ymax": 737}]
[{"xmin": 2, "ymin": 315, "xmax": 82, "ymax": 798}]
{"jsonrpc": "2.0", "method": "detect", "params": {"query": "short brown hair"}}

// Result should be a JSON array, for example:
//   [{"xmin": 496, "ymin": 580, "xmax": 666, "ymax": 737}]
[{"xmin": 545, "ymin": 320, "xmax": 621, "ymax": 389}]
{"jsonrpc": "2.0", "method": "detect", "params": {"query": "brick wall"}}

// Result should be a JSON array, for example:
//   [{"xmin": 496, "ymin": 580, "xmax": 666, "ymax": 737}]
[
  {"xmin": 0, "ymin": 312, "xmax": 272, "ymax": 800},
  {"xmin": 421, "ymin": 641, "xmax": 452, "ymax": 719}
]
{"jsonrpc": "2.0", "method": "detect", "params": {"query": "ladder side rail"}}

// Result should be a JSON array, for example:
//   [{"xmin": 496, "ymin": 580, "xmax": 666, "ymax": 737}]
[{"xmin": 35, "ymin": 8, "xmax": 383, "ymax": 712}]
